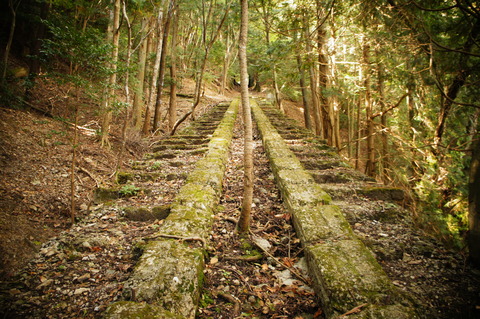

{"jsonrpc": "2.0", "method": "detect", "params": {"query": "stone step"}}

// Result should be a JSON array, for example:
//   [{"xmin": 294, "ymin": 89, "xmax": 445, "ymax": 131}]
[
  {"xmin": 309, "ymin": 168, "xmax": 376, "ymax": 184},
  {"xmin": 319, "ymin": 183, "xmax": 405, "ymax": 202}
]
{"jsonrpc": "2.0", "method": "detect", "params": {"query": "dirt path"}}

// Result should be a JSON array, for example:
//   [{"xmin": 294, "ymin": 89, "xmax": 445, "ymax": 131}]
[{"xmin": 197, "ymin": 117, "xmax": 321, "ymax": 318}]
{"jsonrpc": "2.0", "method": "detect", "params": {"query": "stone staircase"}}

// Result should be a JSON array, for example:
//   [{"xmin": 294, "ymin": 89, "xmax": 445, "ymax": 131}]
[{"xmin": 253, "ymin": 100, "xmax": 418, "ymax": 318}]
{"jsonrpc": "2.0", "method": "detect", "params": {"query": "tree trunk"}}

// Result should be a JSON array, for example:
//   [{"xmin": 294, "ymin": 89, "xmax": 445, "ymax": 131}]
[
  {"xmin": 296, "ymin": 52, "xmax": 311, "ymax": 130},
  {"xmin": 132, "ymin": 17, "xmax": 148, "ymax": 130},
  {"xmin": 317, "ymin": 20, "xmax": 330, "ymax": 140},
  {"xmin": 172, "ymin": 3, "xmax": 230, "ymax": 131},
  {"xmin": 100, "ymin": 0, "xmax": 121, "ymax": 147},
  {"xmin": 24, "ymin": 0, "xmax": 49, "ymax": 103},
  {"xmin": 469, "ymin": 139, "xmax": 480, "ymax": 265},
  {"xmin": 237, "ymin": 0, "xmax": 253, "ymax": 234},
  {"xmin": 153, "ymin": 0, "xmax": 174, "ymax": 133},
  {"xmin": 220, "ymin": 29, "xmax": 236, "ymax": 95},
  {"xmin": 303, "ymin": 13, "xmax": 323, "ymax": 137},
  {"xmin": 327, "ymin": 25, "xmax": 340, "ymax": 149},
  {"xmin": 142, "ymin": 7, "xmax": 165, "ymax": 135},
  {"xmin": 355, "ymin": 55, "xmax": 362, "ymax": 170},
  {"xmin": 363, "ymin": 40, "xmax": 375, "ymax": 177},
  {"xmin": 376, "ymin": 48, "xmax": 388, "ymax": 183},
  {"xmin": 2, "ymin": 0, "xmax": 21, "ymax": 82},
  {"xmin": 168, "ymin": 3, "xmax": 179, "ymax": 132}
]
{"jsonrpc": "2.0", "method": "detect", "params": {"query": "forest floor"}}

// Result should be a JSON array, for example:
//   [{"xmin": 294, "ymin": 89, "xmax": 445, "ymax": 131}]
[
  {"xmin": 0, "ymin": 78, "xmax": 223, "ymax": 279},
  {"xmin": 0, "ymin": 78, "xmax": 479, "ymax": 318}
]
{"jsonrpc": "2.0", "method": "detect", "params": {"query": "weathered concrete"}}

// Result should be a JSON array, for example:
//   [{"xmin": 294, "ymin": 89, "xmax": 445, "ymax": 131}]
[
  {"xmin": 251, "ymin": 100, "xmax": 418, "ymax": 319},
  {"xmin": 105, "ymin": 101, "xmax": 237, "ymax": 319}
]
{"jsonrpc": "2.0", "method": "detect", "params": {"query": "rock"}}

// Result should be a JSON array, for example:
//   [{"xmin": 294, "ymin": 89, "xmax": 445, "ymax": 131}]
[
  {"xmin": 36, "ymin": 279, "xmax": 53, "ymax": 289},
  {"xmin": 74, "ymin": 288, "xmax": 90, "ymax": 295},
  {"xmin": 251, "ymin": 234, "xmax": 272, "ymax": 252}
]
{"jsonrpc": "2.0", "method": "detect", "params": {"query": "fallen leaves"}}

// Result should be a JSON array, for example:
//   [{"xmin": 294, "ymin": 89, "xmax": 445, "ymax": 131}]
[{"xmin": 197, "ymin": 126, "xmax": 319, "ymax": 318}]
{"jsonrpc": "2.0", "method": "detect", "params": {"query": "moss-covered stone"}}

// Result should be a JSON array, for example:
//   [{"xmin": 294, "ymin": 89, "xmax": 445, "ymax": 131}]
[
  {"xmin": 106, "ymin": 100, "xmax": 238, "ymax": 319},
  {"xmin": 292, "ymin": 205, "xmax": 354, "ymax": 244},
  {"xmin": 103, "ymin": 301, "xmax": 183, "ymax": 319},
  {"xmin": 347, "ymin": 304, "xmax": 419, "ymax": 319},
  {"xmin": 174, "ymin": 183, "xmax": 218, "ymax": 211},
  {"xmin": 300, "ymin": 159, "xmax": 349, "ymax": 170},
  {"xmin": 117, "ymin": 171, "xmax": 134, "ymax": 184},
  {"xmin": 252, "ymin": 100, "xmax": 418, "ymax": 319},
  {"xmin": 305, "ymin": 239, "xmax": 411, "ymax": 317},
  {"xmin": 123, "ymin": 205, "xmax": 171, "ymax": 221},
  {"xmin": 281, "ymin": 183, "xmax": 332, "ymax": 210},
  {"xmin": 122, "ymin": 240, "xmax": 204, "ymax": 318},
  {"xmin": 93, "ymin": 187, "xmax": 120, "ymax": 202}
]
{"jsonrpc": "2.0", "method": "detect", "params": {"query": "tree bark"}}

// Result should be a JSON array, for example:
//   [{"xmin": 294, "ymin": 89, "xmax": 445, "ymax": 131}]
[
  {"xmin": 2, "ymin": 0, "xmax": 21, "ymax": 82},
  {"xmin": 237, "ymin": 0, "xmax": 253, "ymax": 234},
  {"xmin": 303, "ymin": 12, "xmax": 323, "ymax": 137},
  {"xmin": 469, "ymin": 139, "xmax": 480, "ymax": 265},
  {"xmin": 296, "ymin": 52, "xmax": 311, "ymax": 130},
  {"xmin": 143, "ymin": 7, "xmax": 165, "ymax": 135},
  {"xmin": 168, "ymin": 3, "xmax": 179, "ymax": 132},
  {"xmin": 376, "ymin": 47, "xmax": 388, "ymax": 183},
  {"xmin": 363, "ymin": 40, "xmax": 375, "ymax": 177},
  {"xmin": 132, "ymin": 17, "xmax": 148, "ymax": 130},
  {"xmin": 100, "ymin": 0, "xmax": 121, "ymax": 147},
  {"xmin": 153, "ymin": 0, "xmax": 174, "ymax": 133}
]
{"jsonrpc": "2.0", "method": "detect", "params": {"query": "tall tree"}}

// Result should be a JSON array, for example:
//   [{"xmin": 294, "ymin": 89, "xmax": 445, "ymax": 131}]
[
  {"xmin": 2, "ymin": 0, "xmax": 22, "ymax": 82},
  {"xmin": 168, "ymin": 1, "xmax": 179, "ymax": 132},
  {"xmin": 100, "ymin": 0, "xmax": 121, "ymax": 147},
  {"xmin": 131, "ymin": 17, "xmax": 149, "ymax": 130},
  {"xmin": 152, "ymin": 0, "xmax": 174, "ymax": 132},
  {"xmin": 143, "ymin": 5, "xmax": 166, "ymax": 135},
  {"xmin": 237, "ymin": 0, "xmax": 253, "ymax": 233},
  {"xmin": 469, "ymin": 139, "xmax": 480, "ymax": 265}
]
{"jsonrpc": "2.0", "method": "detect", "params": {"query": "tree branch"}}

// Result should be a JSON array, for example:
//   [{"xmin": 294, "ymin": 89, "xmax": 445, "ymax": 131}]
[{"xmin": 371, "ymin": 93, "xmax": 408, "ymax": 119}]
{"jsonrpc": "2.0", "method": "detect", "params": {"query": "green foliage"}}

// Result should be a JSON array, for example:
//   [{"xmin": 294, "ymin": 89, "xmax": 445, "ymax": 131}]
[
  {"xmin": 41, "ymin": 14, "xmax": 111, "ymax": 79},
  {"xmin": 119, "ymin": 184, "xmax": 140, "ymax": 197},
  {"xmin": 199, "ymin": 292, "xmax": 214, "ymax": 308}
]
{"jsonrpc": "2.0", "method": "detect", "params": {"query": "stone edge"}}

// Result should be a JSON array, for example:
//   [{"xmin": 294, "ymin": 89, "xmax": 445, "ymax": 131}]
[
  {"xmin": 104, "ymin": 100, "xmax": 238, "ymax": 319},
  {"xmin": 251, "ymin": 101, "xmax": 419, "ymax": 319}
]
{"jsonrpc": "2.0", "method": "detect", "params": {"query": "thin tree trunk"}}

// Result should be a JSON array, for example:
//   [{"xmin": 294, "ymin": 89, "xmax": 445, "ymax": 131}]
[
  {"xmin": 317, "ymin": 20, "xmax": 330, "ymax": 140},
  {"xmin": 376, "ymin": 48, "xmax": 388, "ymax": 183},
  {"xmin": 114, "ymin": 0, "xmax": 133, "ymax": 176},
  {"xmin": 355, "ymin": 57, "xmax": 362, "ymax": 170},
  {"xmin": 70, "ymin": 103, "xmax": 78, "ymax": 225},
  {"xmin": 220, "ymin": 30, "xmax": 236, "ymax": 95},
  {"xmin": 363, "ymin": 40, "xmax": 375, "ymax": 177},
  {"xmin": 168, "ymin": 3, "xmax": 179, "ymax": 132},
  {"xmin": 101, "ymin": 0, "xmax": 121, "ymax": 147},
  {"xmin": 153, "ymin": 0, "xmax": 174, "ymax": 133},
  {"xmin": 303, "ymin": 13, "xmax": 322, "ymax": 137},
  {"xmin": 237, "ymin": 0, "xmax": 253, "ymax": 234},
  {"xmin": 132, "ymin": 17, "xmax": 148, "ymax": 129},
  {"xmin": 327, "ymin": 26, "xmax": 340, "ymax": 149},
  {"xmin": 296, "ymin": 52, "xmax": 311, "ymax": 130},
  {"xmin": 2, "ymin": 0, "xmax": 21, "ymax": 82},
  {"xmin": 143, "ymin": 7, "xmax": 165, "ymax": 135},
  {"xmin": 469, "ymin": 138, "xmax": 480, "ymax": 265},
  {"xmin": 172, "ymin": 3, "xmax": 230, "ymax": 131}
]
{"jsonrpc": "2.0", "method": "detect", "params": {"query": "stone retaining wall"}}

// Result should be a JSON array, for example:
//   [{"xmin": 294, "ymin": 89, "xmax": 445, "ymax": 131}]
[
  {"xmin": 104, "ymin": 100, "xmax": 238, "ymax": 319},
  {"xmin": 251, "ymin": 100, "xmax": 418, "ymax": 319}
]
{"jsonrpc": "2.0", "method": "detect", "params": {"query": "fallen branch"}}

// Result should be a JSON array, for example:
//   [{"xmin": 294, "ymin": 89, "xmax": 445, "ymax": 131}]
[
  {"xmin": 78, "ymin": 167, "xmax": 99, "ymax": 187},
  {"xmin": 215, "ymin": 291, "xmax": 240, "ymax": 316},
  {"xmin": 249, "ymin": 232, "xmax": 310, "ymax": 284},
  {"xmin": 339, "ymin": 303, "xmax": 369, "ymax": 317},
  {"xmin": 223, "ymin": 254, "xmax": 263, "ymax": 262}
]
